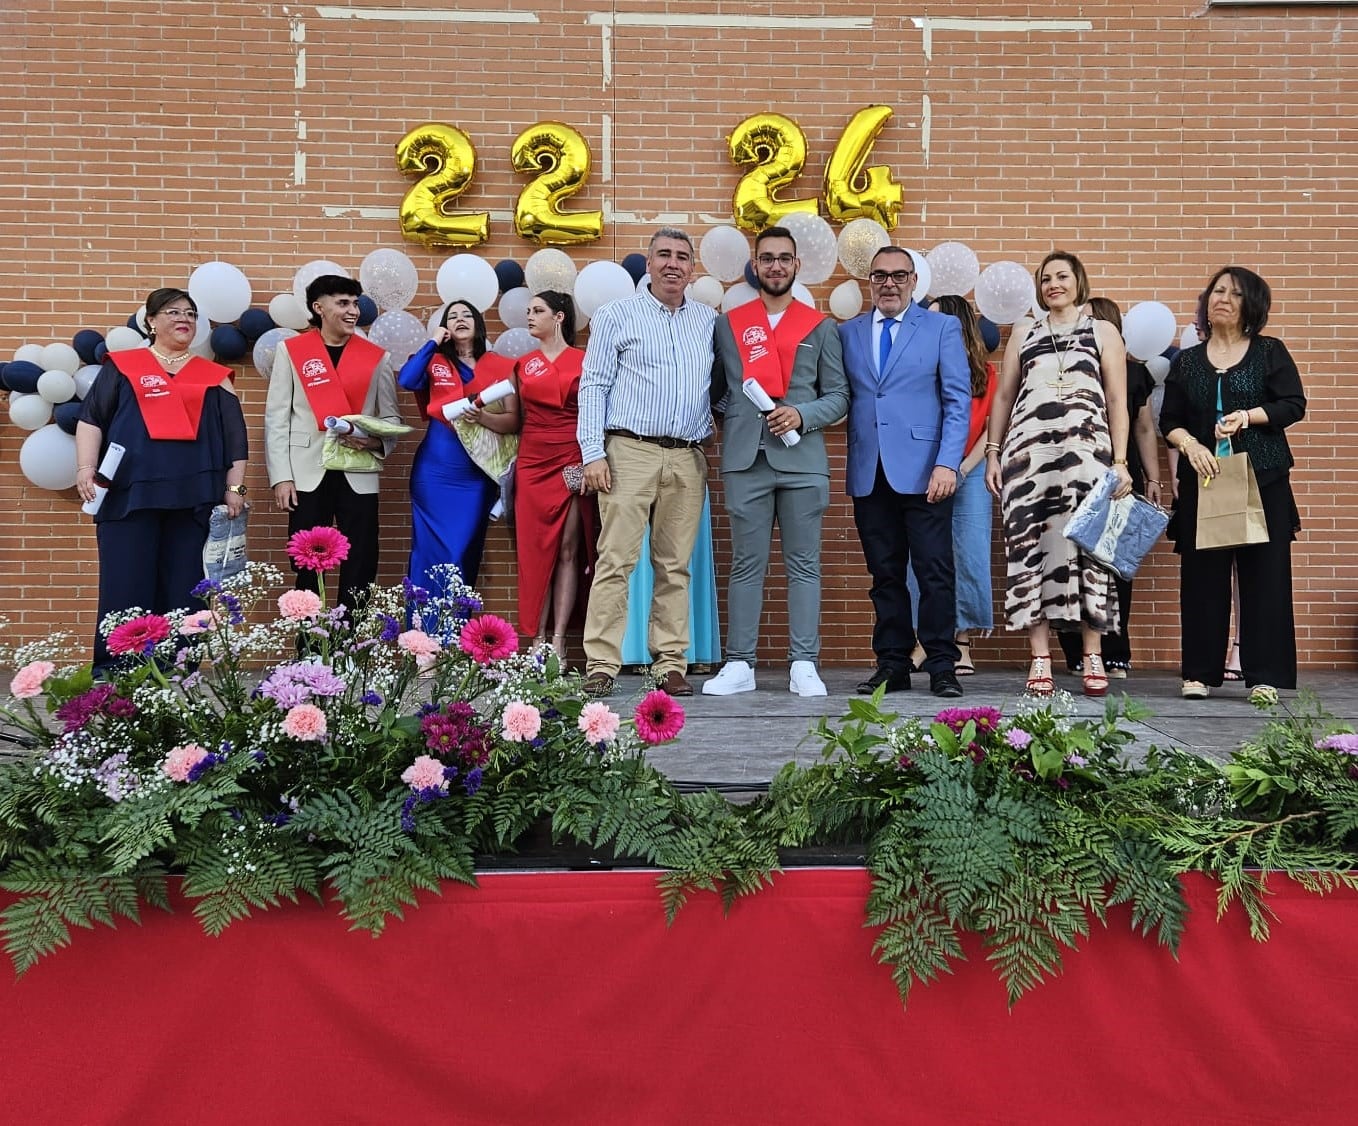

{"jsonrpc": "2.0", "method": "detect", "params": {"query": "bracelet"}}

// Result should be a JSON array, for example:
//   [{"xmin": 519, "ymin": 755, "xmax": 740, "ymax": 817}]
[
  {"xmin": 1238, "ymin": 410, "xmax": 1250, "ymax": 429},
  {"xmin": 1146, "ymin": 479, "xmax": 1162, "ymax": 486},
  {"xmin": 1113, "ymin": 459, "xmax": 1128, "ymax": 466},
  {"xmin": 77, "ymin": 465, "xmax": 95, "ymax": 473},
  {"xmin": 984, "ymin": 441, "xmax": 1002, "ymax": 453},
  {"xmin": 1177, "ymin": 436, "xmax": 1199, "ymax": 451}
]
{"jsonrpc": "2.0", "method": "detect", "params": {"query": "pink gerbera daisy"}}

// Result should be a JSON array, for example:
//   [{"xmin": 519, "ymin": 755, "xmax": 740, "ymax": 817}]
[
  {"xmin": 286, "ymin": 526, "xmax": 351, "ymax": 573},
  {"xmin": 105, "ymin": 614, "xmax": 173, "ymax": 656},
  {"xmin": 633, "ymin": 690, "xmax": 685, "ymax": 745},
  {"xmin": 458, "ymin": 614, "xmax": 518, "ymax": 664}
]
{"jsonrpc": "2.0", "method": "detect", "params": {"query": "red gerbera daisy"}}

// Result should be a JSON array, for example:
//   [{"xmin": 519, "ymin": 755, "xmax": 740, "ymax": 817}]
[
  {"xmin": 105, "ymin": 613, "xmax": 173, "ymax": 656},
  {"xmin": 633, "ymin": 690, "xmax": 685, "ymax": 745},
  {"xmin": 286, "ymin": 526, "xmax": 351, "ymax": 573},
  {"xmin": 458, "ymin": 614, "xmax": 519, "ymax": 664}
]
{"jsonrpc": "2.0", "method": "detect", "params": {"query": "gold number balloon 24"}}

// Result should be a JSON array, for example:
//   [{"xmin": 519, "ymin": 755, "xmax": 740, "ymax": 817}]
[
  {"xmin": 727, "ymin": 112, "xmax": 821, "ymax": 233},
  {"xmin": 395, "ymin": 123, "xmax": 490, "ymax": 247},
  {"xmin": 511, "ymin": 122, "xmax": 603, "ymax": 246},
  {"xmin": 823, "ymin": 106, "xmax": 903, "ymax": 230}
]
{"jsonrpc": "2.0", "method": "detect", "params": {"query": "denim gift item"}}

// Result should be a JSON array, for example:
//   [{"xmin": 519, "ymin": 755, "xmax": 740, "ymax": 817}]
[{"xmin": 1063, "ymin": 469, "xmax": 1168, "ymax": 581}]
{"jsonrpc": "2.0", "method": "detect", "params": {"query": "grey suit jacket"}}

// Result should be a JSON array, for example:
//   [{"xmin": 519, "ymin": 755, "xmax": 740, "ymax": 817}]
[
  {"xmin": 711, "ymin": 310, "xmax": 849, "ymax": 476},
  {"xmin": 265, "ymin": 335, "xmax": 402, "ymax": 495}
]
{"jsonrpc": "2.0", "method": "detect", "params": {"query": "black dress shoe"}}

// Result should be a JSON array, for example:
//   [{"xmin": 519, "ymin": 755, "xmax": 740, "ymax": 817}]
[
  {"xmin": 856, "ymin": 667, "xmax": 911, "ymax": 694},
  {"xmin": 930, "ymin": 671, "xmax": 963, "ymax": 698}
]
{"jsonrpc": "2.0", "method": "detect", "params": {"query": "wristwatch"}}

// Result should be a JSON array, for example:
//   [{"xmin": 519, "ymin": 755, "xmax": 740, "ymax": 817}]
[{"xmin": 226, "ymin": 484, "xmax": 247, "ymax": 496}]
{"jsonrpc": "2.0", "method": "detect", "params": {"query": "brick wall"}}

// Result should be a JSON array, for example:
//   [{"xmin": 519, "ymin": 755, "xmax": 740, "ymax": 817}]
[{"xmin": 2, "ymin": 1, "xmax": 1354, "ymax": 670}]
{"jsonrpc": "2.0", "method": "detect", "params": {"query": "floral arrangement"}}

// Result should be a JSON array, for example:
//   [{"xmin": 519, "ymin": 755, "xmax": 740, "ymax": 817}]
[{"xmin": 0, "ymin": 528, "xmax": 688, "ymax": 973}]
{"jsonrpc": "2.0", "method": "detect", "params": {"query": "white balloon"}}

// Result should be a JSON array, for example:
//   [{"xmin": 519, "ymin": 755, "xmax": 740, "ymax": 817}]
[
  {"xmin": 829, "ymin": 280, "xmax": 864, "ymax": 321},
  {"xmin": 493, "ymin": 327, "xmax": 536, "ymax": 359},
  {"xmin": 497, "ymin": 287, "xmax": 532, "ymax": 330},
  {"xmin": 19, "ymin": 424, "xmax": 78, "ymax": 490},
  {"xmin": 39, "ymin": 342, "xmax": 81, "ymax": 375},
  {"xmin": 791, "ymin": 283, "xmax": 817, "ymax": 309},
  {"xmin": 9, "ymin": 392, "xmax": 54, "ymax": 431},
  {"xmin": 292, "ymin": 259, "xmax": 350, "ymax": 309},
  {"xmin": 1122, "ymin": 301, "xmax": 1178, "ymax": 361},
  {"xmin": 73, "ymin": 364, "xmax": 101, "ymax": 399},
  {"xmin": 1146, "ymin": 355, "xmax": 1171, "ymax": 384},
  {"xmin": 191, "ymin": 310, "xmax": 211, "ymax": 350},
  {"xmin": 367, "ymin": 310, "xmax": 427, "ymax": 367},
  {"xmin": 134, "ymin": 305, "xmax": 149, "ymax": 334},
  {"xmin": 188, "ymin": 261, "xmax": 253, "ymax": 323},
  {"xmin": 573, "ymin": 260, "xmax": 635, "ymax": 318},
  {"xmin": 360, "ymin": 248, "xmax": 420, "ymax": 311},
  {"xmin": 105, "ymin": 326, "xmax": 144, "ymax": 351},
  {"xmin": 1180, "ymin": 324, "xmax": 1201, "ymax": 349},
  {"xmin": 836, "ymin": 218, "xmax": 891, "ymax": 279},
  {"xmin": 974, "ymin": 261, "xmax": 1036, "ymax": 325},
  {"xmin": 436, "ymin": 254, "xmax": 498, "ymax": 313},
  {"xmin": 903, "ymin": 249, "xmax": 932, "ymax": 305},
  {"xmin": 780, "ymin": 213, "xmax": 838, "ymax": 286},
  {"xmin": 523, "ymin": 248, "xmax": 578, "ymax": 295},
  {"xmin": 426, "ymin": 304, "xmax": 452, "ymax": 335},
  {"xmin": 269, "ymin": 292, "xmax": 312, "ymax": 331},
  {"xmin": 721, "ymin": 282, "xmax": 759, "ymax": 313},
  {"xmin": 13, "ymin": 343, "xmax": 44, "ymax": 364},
  {"xmin": 925, "ymin": 242, "xmax": 981, "ymax": 297},
  {"xmin": 699, "ymin": 226, "xmax": 750, "ymax": 284},
  {"xmin": 252, "ymin": 327, "xmax": 298, "ymax": 379},
  {"xmin": 37, "ymin": 369, "xmax": 76, "ymax": 404},
  {"xmin": 689, "ymin": 276, "xmax": 724, "ymax": 309}
]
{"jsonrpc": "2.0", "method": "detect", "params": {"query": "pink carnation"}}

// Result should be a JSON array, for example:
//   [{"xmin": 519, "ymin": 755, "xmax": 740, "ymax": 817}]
[
  {"xmin": 278, "ymin": 589, "xmax": 323, "ymax": 620},
  {"xmin": 401, "ymin": 754, "xmax": 448, "ymax": 791},
  {"xmin": 281, "ymin": 703, "xmax": 327, "ymax": 741},
  {"xmin": 180, "ymin": 609, "xmax": 221, "ymax": 635},
  {"xmin": 633, "ymin": 690, "xmax": 685, "ymax": 745},
  {"xmin": 458, "ymin": 614, "xmax": 519, "ymax": 664},
  {"xmin": 398, "ymin": 629, "xmax": 441, "ymax": 660},
  {"xmin": 577, "ymin": 701, "xmax": 621, "ymax": 744},
  {"xmin": 105, "ymin": 613, "xmax": 173, "ymax": 656},
  {"xmin": 10, "ymin": 660, "xmax": 55, "ymax": 700},
  {"xmin": 163, "ymin": 743, "xmax": 210, "ymax": 783},
  {"xmin": 500, "ymin": 700, "xmax": 542, "ymax": 742},
  {"xmin": 286, "ymin": 526, "xmax": 351, "ymax": 573}
]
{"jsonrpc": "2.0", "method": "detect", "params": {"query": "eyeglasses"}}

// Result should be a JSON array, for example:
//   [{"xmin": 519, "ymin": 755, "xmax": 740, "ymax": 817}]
[
  {"xmin": 868, "ymin": 271, "xmax": 915, "ymax": 286},
  {"xmin": 158, "ymin": 307, "xmax": 199, "ymax": 321},
  {"xmin": 756, "ymin": 254, "xmax": 797, "ymax": 267}
]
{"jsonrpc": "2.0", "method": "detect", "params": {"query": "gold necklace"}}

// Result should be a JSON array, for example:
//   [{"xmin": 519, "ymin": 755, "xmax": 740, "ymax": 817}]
[
  {"xmin": 150, "ymin": 345, "xmax": 191, "ymax": 366},
  {"xmin": 1048, "ymin": 316, "xmax": 1081, "ymax": 391}
]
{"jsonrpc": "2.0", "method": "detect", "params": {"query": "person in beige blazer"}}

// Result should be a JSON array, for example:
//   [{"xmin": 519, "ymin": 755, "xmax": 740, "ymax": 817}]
[{"xmin": 265, "ymin": 275, "xmax": 401, "ymax": 611}]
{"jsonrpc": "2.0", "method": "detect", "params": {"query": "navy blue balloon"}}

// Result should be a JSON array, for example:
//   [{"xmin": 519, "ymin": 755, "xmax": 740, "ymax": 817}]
[
  {"xmin": 1161, "ymin": 345, "xmax": 1180, "ymax": 361},
  {"xmin": 979, "ymin": 316, "xmax": 1001, "ymax": 354},
  {"xmin": 743, "ymin": 260, "xmax": 761, "ymax": 290},
  {"xmin": 54, "ymin": 401, "xmax": 84, "ymax": 435},
  {"xmin": 94, "ymin": 341, "xmax": 109, "ymax": 363},
  {"xmin": 357, "ymin": 295, "xmax": 379, "ymax": 327},
  {"xmin": 494, "ymin": 259, "xmax": 525, "ymax": 293},
  {"xmin": 210, "ymin": 325, "xmax": 249, "ymax": 363},
  {"xmin": 72, "ymin": 329, "xmax": 105, "ymax": 364},
  {"xmin": 238, "ymin": 308, "xmax": 276, "ymax": 342},
  {"xmin": 126, "ymin": 313, "xmax": 142, "ymax": 332},
  {"xmin": 0, "ymin": 363, "xmax": 8, "ymax": 391},
  {"xmin": 2, "ymin": 360, "xmax": 43, "ymax": 394},
  {"xmin": 620, "ymin": 253, "xmax": 647, "ymax": 284}
]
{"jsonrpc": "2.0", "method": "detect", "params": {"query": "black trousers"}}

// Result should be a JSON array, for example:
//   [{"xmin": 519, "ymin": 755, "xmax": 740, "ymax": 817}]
[
  {"xmin": 95, "ymin": 506, "xmax": 210, "ymax": 671},
  {"xmin": 290, "ymin": 471, "xmax": 380, "ymax": 613},
  {"xmin": 852, "ymin": 463, "xmax": 959, "ymax": 673}
]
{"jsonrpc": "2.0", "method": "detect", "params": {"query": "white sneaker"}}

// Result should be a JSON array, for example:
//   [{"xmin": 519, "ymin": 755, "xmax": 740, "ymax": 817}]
[
  {"xmin": 702, "ymin": 660, "xmax": 756, "ymax": 695},
  {"xmin": 789, "ymin": 661, "xmax": 827, "ymax": 697}
]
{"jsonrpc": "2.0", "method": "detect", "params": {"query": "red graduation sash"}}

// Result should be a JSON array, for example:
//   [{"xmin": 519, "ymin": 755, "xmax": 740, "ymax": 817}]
[
  {"xmin": 284, "ymin": 331, "xmax": 387, "ymax": 431},
  {"xmin": 726, "ymin": 298, "xmax": 823, "ymax": 399},
  {"xmin": 109, "ymin": 349, "xmax": 233, "ymax": 441},
  {"xmin": 426, "ymin": 351, "xmax": 516, "ymax": 424},
  {"xmin": 515, "ymin": 349, "xmax": 576, "ymax": 409}
]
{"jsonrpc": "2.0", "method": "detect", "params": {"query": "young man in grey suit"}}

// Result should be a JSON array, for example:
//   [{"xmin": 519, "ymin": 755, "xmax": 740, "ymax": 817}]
[
  {"xmin": 839, "ymin": 246, "xmax": 971, "ymax": 698},
  {"xmin": 704, "ymin": 227, "xmax": 850, "ymax": 697}
]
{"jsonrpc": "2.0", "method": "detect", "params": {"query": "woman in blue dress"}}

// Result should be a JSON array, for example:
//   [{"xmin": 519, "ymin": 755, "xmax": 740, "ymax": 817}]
[{"xmin": 398, "ymin": 301, "xmax": 518, "ymax": 612}]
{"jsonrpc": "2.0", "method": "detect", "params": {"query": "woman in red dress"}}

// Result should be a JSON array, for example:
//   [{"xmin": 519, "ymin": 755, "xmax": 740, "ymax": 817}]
[{"xmin": 513, "ymin": 291, "xmax": 597, "ymax": 658}]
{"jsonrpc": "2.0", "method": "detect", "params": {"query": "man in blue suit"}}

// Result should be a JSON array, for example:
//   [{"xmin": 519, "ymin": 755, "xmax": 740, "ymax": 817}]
[{"xmin": 839, "ymin": 246, "xmax": 971, "ymax": 697}]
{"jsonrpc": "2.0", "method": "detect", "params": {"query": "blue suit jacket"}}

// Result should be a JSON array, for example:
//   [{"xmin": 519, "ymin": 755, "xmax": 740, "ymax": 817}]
[{"xmin": 839, "ymin": 301, "xmax": 972, "ymax": 497}]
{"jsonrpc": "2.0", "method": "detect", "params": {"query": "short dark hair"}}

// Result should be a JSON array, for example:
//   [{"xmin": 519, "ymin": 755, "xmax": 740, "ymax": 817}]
[
  {"xmin": 755, "ymin": 226, "xmax": 797, "ymax": 253},
  {"xmin": 535, "ymin": 290, "xmax": 577, "ymax": 347},
  {"xmin": 1086, "ymin": 296, "xmax": 1123, "ymax": 333},
  {"xmin": 438, "ymin": 300, "xmax": 488, "ymax": 360},
  {"xmin": 305, "ymin": 275, "xmax": 363, "ymax": 327},
  {"xmin": 144, "ymin": 288, "xmax": 196, "ymax": 339},
  {"xmin": 1034, "ymin": 251, "xmax": 1091, "ymax": 310},
  {"xmin": 1196, "ymin": 267, "xmax": 1271, "ymax": 339},
  {"xmin": 870, "ymin": 246, "xmax": 914, "ymax": 270}
]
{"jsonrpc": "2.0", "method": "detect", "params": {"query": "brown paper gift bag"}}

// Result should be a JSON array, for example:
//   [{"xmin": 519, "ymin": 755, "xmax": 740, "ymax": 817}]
[{"xmin": 1196, "ymin": 452, "xmax": 1269, "ymax": 549}]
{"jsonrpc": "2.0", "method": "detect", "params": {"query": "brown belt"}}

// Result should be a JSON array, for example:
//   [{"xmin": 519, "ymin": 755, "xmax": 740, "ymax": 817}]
[{"xmin": 606, "ymin": 428, "xmax": 701, "ymax": 450}]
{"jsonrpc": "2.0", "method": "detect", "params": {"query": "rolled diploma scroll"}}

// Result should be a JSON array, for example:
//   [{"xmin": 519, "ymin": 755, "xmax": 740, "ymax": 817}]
[
  {"xmin": 324, "ymin": 416, "xmax": 368, "ymax": 439},
  {"xmin": 441, "ymin": 379, "xmax": 516, "ymax": 423},
  {"xmin": 81, "ymin": 442, "xmax": 127, "ymax": 516},
  {"xmin": 742, "ymin": 379, "xmax": 801, "ymax": 447}
]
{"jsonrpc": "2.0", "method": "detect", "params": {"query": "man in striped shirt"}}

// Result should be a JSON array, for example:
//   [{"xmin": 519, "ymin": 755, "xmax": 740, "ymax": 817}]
[{"xmin": 577, "ymin": 228, "xmax": 718, "ymax": 698}]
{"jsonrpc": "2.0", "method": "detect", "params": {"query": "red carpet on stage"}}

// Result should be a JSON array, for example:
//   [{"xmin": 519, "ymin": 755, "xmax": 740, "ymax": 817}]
[{"xmin": 2, "ymin": 870, "xmax": 1354, "ymax": 1124}]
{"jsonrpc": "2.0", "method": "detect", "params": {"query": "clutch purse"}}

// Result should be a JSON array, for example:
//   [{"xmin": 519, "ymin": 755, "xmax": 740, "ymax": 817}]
[
  {"xmin": 561, "ymin": 464, "xmax": 586, "ymax": 495},
  {"xmin": 1064, "ymin": 469, "xmax": 1169, "ymax": 581}
]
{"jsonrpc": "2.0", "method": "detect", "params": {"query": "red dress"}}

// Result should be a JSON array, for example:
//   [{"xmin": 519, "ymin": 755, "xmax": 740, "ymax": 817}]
[{"xmin": 513, "ymin": 347, "xmax": 599, "ymax": 634}]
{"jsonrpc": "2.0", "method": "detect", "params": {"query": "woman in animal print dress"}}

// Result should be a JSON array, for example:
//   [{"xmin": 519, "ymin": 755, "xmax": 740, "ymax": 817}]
[{"xmin": 983, "ymin": 251, "xmax": 1133, "ymax": 697}]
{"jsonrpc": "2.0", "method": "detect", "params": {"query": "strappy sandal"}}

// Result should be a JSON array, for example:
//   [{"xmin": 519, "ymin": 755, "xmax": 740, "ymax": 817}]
[
  {"xmin": 1082, "ymin": 653, "xmax": 1109, "ymax": 698},
  {"xmin": 1181, "ymin": 680, "xmax": 1210, "ymax": 700},
  {"xmin": 1248, "ymin": 684, "xmax": 1278, "ymax": 706},
  {"xmin": 1223, "ymin": 640, "xmax": 1243, "ymax": 682},
  {"xmin": 551, "ymin": 634, "xmax": 568, "ymax": 661},
  {"xmin": 955, "ymin": 639, "xmax": 975, "ymax": 676},
  {"xmin": 1025, "ymin": 655, "xmax": 1054, "ymax": 697}
]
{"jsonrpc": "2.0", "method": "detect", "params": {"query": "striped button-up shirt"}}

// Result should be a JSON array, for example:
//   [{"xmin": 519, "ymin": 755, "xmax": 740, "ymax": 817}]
[{"xmin": 577, "ymin": 287, "xmax": 717, "ymax": 463}]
